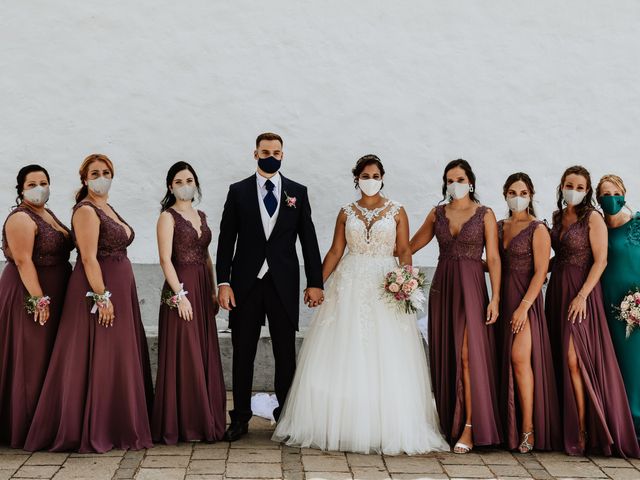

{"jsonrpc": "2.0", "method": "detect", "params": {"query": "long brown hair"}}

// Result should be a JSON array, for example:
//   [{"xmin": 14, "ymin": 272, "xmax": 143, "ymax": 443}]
[
  {"xmin": 502, "ymin": 172, "xmax": 536, "ymax": 217},
  {"xmin": 75, "ymin": 154, "xmax": 115, "ymax": 204},
  {"xmin": 553, "ymin": 165, "xmax": 595, "ymax": 225},
  {"xmin": 441, "ymin": 159, "xmax": 479, "ymax": 203}
]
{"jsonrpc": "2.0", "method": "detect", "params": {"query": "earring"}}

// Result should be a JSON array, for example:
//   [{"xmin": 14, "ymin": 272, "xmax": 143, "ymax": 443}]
[{"xmin": 469, "ymin": 184, "xmax": 474, "ymax": 193}]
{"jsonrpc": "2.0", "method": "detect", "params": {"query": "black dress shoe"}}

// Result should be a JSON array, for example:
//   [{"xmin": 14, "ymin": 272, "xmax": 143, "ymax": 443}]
[{"xmin": 223, "ymin": 421, "xmax": 249, "ymax": 442}]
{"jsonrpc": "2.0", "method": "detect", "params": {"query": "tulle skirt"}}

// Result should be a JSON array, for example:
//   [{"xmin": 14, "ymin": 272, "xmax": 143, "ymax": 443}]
[{"xmin": 273, "ymin": 253, "xmax": 448, "ymax": 455}]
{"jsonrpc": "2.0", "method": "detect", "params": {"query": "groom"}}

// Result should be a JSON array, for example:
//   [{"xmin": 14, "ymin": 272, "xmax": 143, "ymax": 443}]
[{"xmin": 217, "ymin": 132, "xmax": 324, "ymax": 441}]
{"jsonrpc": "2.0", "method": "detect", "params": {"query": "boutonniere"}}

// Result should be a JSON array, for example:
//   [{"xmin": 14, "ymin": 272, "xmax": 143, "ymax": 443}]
[{"xmin": 284, "ymin": 191, "xmax": 297, "ymax": 208}]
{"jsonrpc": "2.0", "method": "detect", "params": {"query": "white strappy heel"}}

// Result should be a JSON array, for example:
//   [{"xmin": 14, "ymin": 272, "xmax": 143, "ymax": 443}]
[{"xmin": 453, "ymin": 423, "xmax": 473, "ymax": 454}]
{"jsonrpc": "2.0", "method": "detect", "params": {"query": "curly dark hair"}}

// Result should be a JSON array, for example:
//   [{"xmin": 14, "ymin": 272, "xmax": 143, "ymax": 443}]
[
  {"xmin": 553, "ymin": 165, "xmax": 596, "ymax": 226},
  {"xmin": 352, "ymin": 154, "xmax": 385, "ymax": 190}
]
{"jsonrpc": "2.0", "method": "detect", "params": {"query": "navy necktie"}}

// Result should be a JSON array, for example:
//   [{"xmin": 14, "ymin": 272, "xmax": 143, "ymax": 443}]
[{"xmin": 264, "ymin": 179, "xmax": 278, "ymax": 217}]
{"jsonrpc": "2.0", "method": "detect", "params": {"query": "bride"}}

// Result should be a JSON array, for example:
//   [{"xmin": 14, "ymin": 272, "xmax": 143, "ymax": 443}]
[{"xmin": 272, "ymin": 155, "xmax": 448, "ymax": 454}]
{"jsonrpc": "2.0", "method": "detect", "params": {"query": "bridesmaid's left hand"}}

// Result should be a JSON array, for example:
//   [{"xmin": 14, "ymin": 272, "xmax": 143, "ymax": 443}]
[
  {"xmin": 486, "ymin": 299, "xmax": 499, "ymax": 325},
  {"xmin": 568, "ymin": 296, "xmax": 587, "ymax": 324}
]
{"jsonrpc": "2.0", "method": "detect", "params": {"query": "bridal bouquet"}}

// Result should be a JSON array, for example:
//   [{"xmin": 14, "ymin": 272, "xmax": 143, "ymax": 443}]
[
  {"xmin": 382, "ymin": 265, "xmax": 427, "ymax": 314},
  {"xmin": 616, "ymin": 287, "xmax": 640, "ymax": 338}
]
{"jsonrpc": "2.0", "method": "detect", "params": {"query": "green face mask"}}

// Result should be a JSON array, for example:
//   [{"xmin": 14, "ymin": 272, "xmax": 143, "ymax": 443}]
[{"xmin": 599, "ymin": 195, "xmax": 625, "ymax": 215}]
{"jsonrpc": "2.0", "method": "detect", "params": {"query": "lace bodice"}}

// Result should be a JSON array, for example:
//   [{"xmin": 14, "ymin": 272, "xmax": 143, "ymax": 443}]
[
  {"xmin": 2, "ymin": 206, "xmax": 73, "ymax": 266},
  {"xmin": 342, "ymin": 200, "xmax": 402, "ymax": 257},
  {"xmin": 166, "ymin": 208, "xmax": 211, "ymax": 265},
  {"xmin": 550, "ymin": 211, "xmax": 593, "ymax": 268},
  {"xmin": 434, "ymin": 205, "xmax": 487, "ymax": 261},
  {"xmin": 72, "ymin": 201, "xmax": 134, "ymax": 259},
  {"xmin": 498, "ymin": 220, "xmax": 543, "ymax": 273}
]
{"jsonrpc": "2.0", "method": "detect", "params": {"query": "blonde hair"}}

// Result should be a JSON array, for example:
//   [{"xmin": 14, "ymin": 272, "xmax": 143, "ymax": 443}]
[
  {"xmin": 75, "ymin": 154, "xmax": 115, "ymax": 203},
  {"xmin": 596, "ymin": 174, "xmax": 626, "ymax": 198}
]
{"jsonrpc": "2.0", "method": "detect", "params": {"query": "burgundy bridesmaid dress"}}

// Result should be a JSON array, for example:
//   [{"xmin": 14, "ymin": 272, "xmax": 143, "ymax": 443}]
[
  {"xmin": 497, "ymin": 220, "xmax": 562, "ymax": 451},
  {"xmin": 151, "ymin": 208, "xmax": 226, "ymax": 444},
  {"xmin": 0, "ymin": 206, "xmax": 73, "ymax": 448},
  {"xmin": 545, "ymin": 211, "xmax": 640, "ymax": 457},
  {"xmin": 428, "ymin": 205, "xmax": 502, "ymax": 447},
  {"xmin": 24, "ymin": 201, "xmax": 153, "ymax": 453}
]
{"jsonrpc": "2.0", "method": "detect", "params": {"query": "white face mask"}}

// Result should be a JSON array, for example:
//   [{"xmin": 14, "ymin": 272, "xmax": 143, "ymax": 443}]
[
  {"xmin": 447, "ymin": 182, "xmax": 470, "ymax": 200},
  {"xmin": 173, "ymin": 184, "xmax": 197, "ymax": 201},
  {"xmin": 358, "ymin": 178, "xmax": 383, "ymax": 197},
  {"xmin": 563, "ymin": 189, "xmax": 587, "ymax": 206},
  {"xmin": 22, "ymin": 185, "xmax": 50, "ymax": 206},
  {"xmin": 507, "ymin": 196, "xmax": 530, "ymax": 213},
  {"xmin": 87, "ymin": 177, "xmax": 112, "ymax": 196}
]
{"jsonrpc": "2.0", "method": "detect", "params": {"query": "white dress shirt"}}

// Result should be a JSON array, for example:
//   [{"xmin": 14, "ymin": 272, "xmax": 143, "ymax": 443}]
[{"xmin": 256, "ymin": 172, "xmax": 281, "ymax": 278}]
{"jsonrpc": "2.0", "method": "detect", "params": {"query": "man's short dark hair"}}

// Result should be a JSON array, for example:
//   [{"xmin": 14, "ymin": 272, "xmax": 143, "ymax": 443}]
[{"xmin": 256, "ymin": 132, "xmax": 283, "ymax": 148}]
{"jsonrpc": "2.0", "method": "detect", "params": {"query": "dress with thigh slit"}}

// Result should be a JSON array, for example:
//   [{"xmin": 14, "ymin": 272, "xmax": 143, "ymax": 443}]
[{"xmin": 428, "ymin": 204, "xmax": 502, "ymax": 447}]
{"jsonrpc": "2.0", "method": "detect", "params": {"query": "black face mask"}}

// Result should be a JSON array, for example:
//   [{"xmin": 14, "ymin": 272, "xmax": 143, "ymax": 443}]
[{"xmin": 258, "ymin": 156, "xmax": 281, "ymax": 174}]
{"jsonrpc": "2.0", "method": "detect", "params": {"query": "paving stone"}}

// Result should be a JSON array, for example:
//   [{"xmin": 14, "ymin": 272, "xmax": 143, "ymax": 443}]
[
  {"xmin": 487, "ymin": 463, "xmax": 531, "ymax": 477},
  {"xmin": 443, "ymin": 464, "xmax": 496, "ymax": 478},
  {"xmin": 193, "ymin": 442, "xmax": 228, "ymax": 450},
  {"xmin": 190, "ymin": 448, "xmax": 228, "ymax": 460},
  {"xmin": 347, "ymin": 453, "xmax": 385, "ymax": 468},
  {"xmin": 145, "ymin": 444, "xmax": 193, "ymax": 456},
  {"xmin": 135, "ymin": 468, "xmax": 186, "ymax": 480},
  {"xmin": 0, "ymin": 470, "xmax": 15, "ymax": 480},
  {"xmin": 589, "ymin": 456, "xmax": 632, "ymax": 468},
  {"xmin": 227, "ymin": 448, "xmax": 282, "ymax": 463},
  {"xmin": 302, "ymin": 455, "xmax": 350, "ymax": 472},
  {"xmin": 480, "ymin": 450, "xmax": 520, "ymax": 465},
  {"xmin": 184, "ymin": 475, "xmax": 223, "ymax": 480},
  {"xmin": 389, "ymin": 475, "xmax": 448, "ymax": 480},
  {"xmin": 0, "ymin": 454, "xmax": 28, "ymax": 469},
  {"xmin": 68, "ymin": 449, "xmax": 125, "ymax": 458},
  {"xmin": 438, "ymin": 452, "xmax": 485, "ymax": 465},
  {"xmin": 141, "ymin": 455, "xmax": 190, "ymax": 468},
  {"xmin": 352, "ymin": 467, "xmax": 392, "ymax": 479},
  {"xmin": 225, "ymin": 462, "xmax": 282, "ymax": 478},
  {"xmin": 125, "ymin": 450, "xmax": 146, "ymax": 460},
  {"xmin": 186, "ymin": 460, "xmax": 226, "ymax": 475},
  {"xmin": 528, "ymin": 470, "xmax": 552, "ymax": 480},
  {"xmin": 0, "ymin": 448, "xmax": 19, "ymax": 455},
  {"xmin": 493, "ymin": 477, "xmax": 534, "ymax": 480},
  {"xmin": 52, "ymin": 457, "xmax": 121, "ymax": 479},
  {"xmin": 601, "ymin": 467, "xmax": 640, "ymax": 480},
  {"xmin": 533, "ymin": 451, "xmax": 589, "ymax": 463},
  {"xmin": 283, "ymin": 471, "xmax": 304, "ymax": 480},
  {"xmin": 119, "ymin": 458, "xmax": 144, "ymax": 469},
  {"xmin": 13, "ymin": 465, "xmax": 60, "ymax": 478},
  {"xmin": 305, "ymin": 473, "xmax": 353, "ymax": 480},
  {"xmin": 25, "ymin": 452, "xmax": 69, "ymax": 466},
  {"xmin": 384, "ymin": 456, "xmax": 443, "ymax": 474},
  {"xmin": 539, "ymin": 460, "xmax": 607, "ymax": 478},
  {"xmin": 113, "ymin": 468, "xmax": 136, "ymax": 479},
  {"xmin": 517, "ymin": 458, "xmax": 543, "ymax": 470}
]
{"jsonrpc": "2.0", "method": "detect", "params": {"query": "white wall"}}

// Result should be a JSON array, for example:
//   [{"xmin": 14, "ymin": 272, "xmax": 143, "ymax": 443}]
[{"xmin": 2, "ymin": 0, "xmax": 639, "ymax": 265}]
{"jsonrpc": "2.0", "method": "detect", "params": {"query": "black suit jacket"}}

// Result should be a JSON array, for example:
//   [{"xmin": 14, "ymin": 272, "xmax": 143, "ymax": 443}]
[{"xmin": 216, "ymin": 174, "xmax": 323, "ymax": 330}]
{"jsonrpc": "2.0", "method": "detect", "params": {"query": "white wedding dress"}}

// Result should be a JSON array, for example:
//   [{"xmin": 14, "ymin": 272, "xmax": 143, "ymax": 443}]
[{"xmin": 272, "ymin": 200, "xmax": 448, "ymax": 455}]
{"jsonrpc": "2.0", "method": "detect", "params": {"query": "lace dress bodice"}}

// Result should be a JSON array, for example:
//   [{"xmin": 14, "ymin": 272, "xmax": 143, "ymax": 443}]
[
  {"xmin": 2, "ymin": 206, "xmax": 73, "ymax": 266},
  {"xmin": 498, "ymin": 220, "xmax": 543, "ymax": 273},
  {"xmin": 72, "ymin": 201, "xmax": 134, "ymax": 260},
  {"xmin": 342, "ymin": 200, "xmax": 402, "ymax": 257},
  {"xmin": 551, "ymin": 212, "xmax": 594, "ymax": 269},
  {"xmin": 166, "ymin": 208, "xmax": 211, "ymax": 265},
  {"xmin": 434, "ymin": 205, "xmax": 487, "ymax": 261}
]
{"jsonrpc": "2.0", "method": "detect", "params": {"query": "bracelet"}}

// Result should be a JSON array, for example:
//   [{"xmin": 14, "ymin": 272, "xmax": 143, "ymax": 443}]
[
  {"xmin": 521, "ymin": 298, "xmax": 532, "ymax": 305},
  {"xmin": 161, "ymin": 283, "xmax": 189, "ymax": 309},
  {"xmin": 25, "ymin": 295, "xmax": 50, "ymax": 314},
  {"xmin": 577, "ymin": 292, "xmax": 588, "ymax": 301},
  {"xmin": 86, "ymin": 290, "xmax": 112, "ymax": 313}
]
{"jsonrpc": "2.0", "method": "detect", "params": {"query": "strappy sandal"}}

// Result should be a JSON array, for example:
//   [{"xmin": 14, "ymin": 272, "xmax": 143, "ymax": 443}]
[
  {"xmin": 518, "ymin": 430, "xmax": 534, "ymax": 453},
  {"xmin": 453, "ymin": 423, "xmax": 473, "ymax": 454}
]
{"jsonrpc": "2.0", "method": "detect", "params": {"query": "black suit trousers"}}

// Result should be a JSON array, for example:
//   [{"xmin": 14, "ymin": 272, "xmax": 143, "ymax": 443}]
[{"xmin": 229, "ymin": 272, "xmax": 296, "ymax": 423}]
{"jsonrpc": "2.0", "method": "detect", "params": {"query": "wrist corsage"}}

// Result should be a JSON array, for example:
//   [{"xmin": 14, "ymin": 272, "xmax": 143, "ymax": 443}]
[
  {"xmin": 25, "ymin": 295, "xmax": 50, "ymax": 314},
  {"xmin": 86, "ymin": 290, "xmax": 112, "ymax": 313},
  {"xmin": 161, "ymin": 283, "xmax": 188, "ymax": 309}
]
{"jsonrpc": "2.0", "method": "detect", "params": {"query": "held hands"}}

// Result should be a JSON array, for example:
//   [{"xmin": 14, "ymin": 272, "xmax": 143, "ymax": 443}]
[
  {"xmin": 97, "ymin": 301, "xmax": 115, "ymax": 327},
  {"xmin": 511, "ymin": 304, "xmax": 529, "ymax": 334},
  {"xmin": 304, "ymin": 287, "xmax": 324, "ymax": 308},
  {"xmin": 218, "ymin": 285, "xmax": 236, "ymax": 311},
  {"xmin": 486, "ymin": 298, "xmax": 499, "ymax": 325},
  {"xmin": 568, "ymin": 293, "xmax": 587, "ymax": 324},
  {"xmin": 177, "ymin": 296, "xmax": 194, "ymax": 322}
]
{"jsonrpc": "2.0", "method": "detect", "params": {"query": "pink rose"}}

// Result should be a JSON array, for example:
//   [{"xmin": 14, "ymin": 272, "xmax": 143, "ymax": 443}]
[
  {"xmin": 408, "ymin": 279, "xmax": 418, "ymax": 289},
  {"xmin": 402, "ymin": 283, "xmax": 413, "ymax": 294},
  {"xmin": 389, "ymin": 283, "xmax": 400, "ymax": 293}
]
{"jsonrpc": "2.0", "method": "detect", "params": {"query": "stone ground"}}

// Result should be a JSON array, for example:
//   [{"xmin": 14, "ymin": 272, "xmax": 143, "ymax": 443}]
[{"xmin": 2, "ymin": 394, "xmax": 640, "ymax": 480}]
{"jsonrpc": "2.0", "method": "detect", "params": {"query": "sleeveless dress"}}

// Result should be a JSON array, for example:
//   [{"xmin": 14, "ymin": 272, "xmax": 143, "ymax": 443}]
[
  {"xmin": 151, "ymin": 208, "xmax": 226, "ymax": 444},
  {"xmin": 0, "ymin": 206, "xmax": 73, "ymax": 448},
  {"xmin": 497, "ymin": 219, "xmax": 561, "ymax": 451},
  {"xmin": 428, "ymin": 204, "xmax": 502, "ymax": 447},
  {"xmin": 545, "ymin": 211, "xmax": 640, "ymax": 457},
  {"xmin": 601, "ymin": 212, "xmax": 640, "ymax": 438},
  {"xmin": 273, "ymin": 200, "xmax": 448, "ymax": 454},
  {"xmin": 24, "ymin": 201, "xmax": 153, "ymax": 453}
]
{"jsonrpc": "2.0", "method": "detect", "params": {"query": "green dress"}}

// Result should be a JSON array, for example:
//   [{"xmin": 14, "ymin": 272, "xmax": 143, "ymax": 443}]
[{"xmin": 601, "ymin": 212, "xmax": 640, "ymax": 438}]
